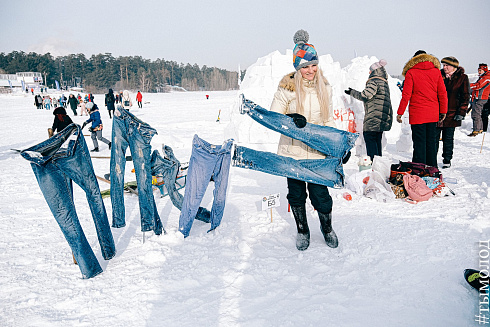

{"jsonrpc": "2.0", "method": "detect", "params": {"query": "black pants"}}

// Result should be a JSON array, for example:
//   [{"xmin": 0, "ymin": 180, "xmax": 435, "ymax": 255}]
[
  {"xmin": 363, "ymin": 131, "xmax": 383, "ymax": 161},
  {"xmin": 482, "ymin": 104, "xmax": 490, "ymax": 132},
  {"xmin": 138, "ymin": 101, "xmax": 142, "ymax": 108},
  {"xmin": 287, "ymin": 178, "xmax": 332, "ymax": 214},
  {"xmin": 411, "ymin": 122, "xmax": 437, "ymax": 167},
  {"xmin": 436, "ymin": 127, "xmax": 455, "ymax": 163}
]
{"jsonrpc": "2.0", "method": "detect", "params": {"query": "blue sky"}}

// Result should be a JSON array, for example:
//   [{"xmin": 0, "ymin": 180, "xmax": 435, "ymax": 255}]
[{"xmin": 1, "ymin": 0, "xmax": 489, "ymax": 75}]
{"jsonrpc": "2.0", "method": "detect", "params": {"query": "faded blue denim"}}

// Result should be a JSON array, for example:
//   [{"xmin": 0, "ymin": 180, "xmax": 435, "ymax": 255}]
[
  {"xmin": 110, "ymin": 106, "xmax": 163, "ymax": 235},
  {"xmin": 179, "ymin": 135, "xmax": 234, "ymax": 237},
  {"xmin": 21, "ymin": 123, "xmax": 116, "ymax": 279},
  {"xmin": 150, "ymin": 146, "xmax": 211, "ymax": 222},
  {"xmin": 233, "ymin": 97, "xmax": 358, "ymax": 188}
]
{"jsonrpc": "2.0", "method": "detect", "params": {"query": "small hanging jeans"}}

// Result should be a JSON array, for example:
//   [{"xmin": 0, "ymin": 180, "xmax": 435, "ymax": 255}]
[
  {"xmin": 232, "ymin": 98, "xmax": 358, "ymax": 188},
  {"xmin": 110, "ymin": 106, "xmax": 163, "ymax": 235},
  {"xmin": 21, "ymin": 123, "xmax": 116, "ymax": 279},
  {"xmin": 178, "ymin": 135, "xmax": 234, "ymax": 237}
]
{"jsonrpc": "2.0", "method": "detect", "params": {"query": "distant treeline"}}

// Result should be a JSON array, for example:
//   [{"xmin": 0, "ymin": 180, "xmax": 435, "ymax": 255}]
[{"xmin": 0, "ymin": 51, "xmax": 244, "ymax": 93}]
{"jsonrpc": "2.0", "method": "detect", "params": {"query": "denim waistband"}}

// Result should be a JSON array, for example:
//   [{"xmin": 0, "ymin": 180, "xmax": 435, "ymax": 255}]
[
  {"xmin": 192, "ymin": 134, "xmax": 234, "ymax": 154},
  {"xmin": 115, "ymin": 106, "xmax": 156, "ymax": 133},
  {"xmin": 21, "ymin": 123, "xmax": 81, "ymax": 166}
]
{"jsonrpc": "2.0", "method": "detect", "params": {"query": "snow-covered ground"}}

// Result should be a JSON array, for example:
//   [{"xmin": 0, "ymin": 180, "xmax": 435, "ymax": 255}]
[{"xmin": 0, "ymin": 55, "xmax": 488, "ymax": 326}]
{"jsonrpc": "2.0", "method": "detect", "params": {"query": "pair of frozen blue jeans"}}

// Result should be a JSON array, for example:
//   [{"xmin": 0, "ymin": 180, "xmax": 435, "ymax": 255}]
[
  {"xmin": 110, "ymin": 106, "xmax": 163, "ymax": 235},
  {"xmin": 21, "ymin": 123, "xmax": 116, "ymax": 279},
  {"xmin": 178, "ymin": 135, "xmax": 234, "ymax": 237},
  {"xmin": 232, "ymin": 97, "xmax": 358, "ymax": 188},
  {"xmin": 150, "ymin": 146, "xmax": 211, "ymax": 222}
]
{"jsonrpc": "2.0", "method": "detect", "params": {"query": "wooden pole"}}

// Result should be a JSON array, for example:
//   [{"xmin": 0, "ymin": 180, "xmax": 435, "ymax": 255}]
[
  {"xmin": 481, "ymin": 132, "xmax": 486, "ymax": 153},
  {"xmin": 270, "ymin": 208, "xmax": 273, "ymax": 223}
]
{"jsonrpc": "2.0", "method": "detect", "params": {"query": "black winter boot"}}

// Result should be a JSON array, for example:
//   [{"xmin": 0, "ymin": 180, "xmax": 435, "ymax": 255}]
[
  {"xmin": 318, "ymin": 211, "xmax": 338, "ymax": 248},
  {"xmin": 90, "ymin": 147, "xmax": 99, "ymax": 152},
  {"xmin": 290, "ymin": 205, "xmax": 310, "ymax": 251}
]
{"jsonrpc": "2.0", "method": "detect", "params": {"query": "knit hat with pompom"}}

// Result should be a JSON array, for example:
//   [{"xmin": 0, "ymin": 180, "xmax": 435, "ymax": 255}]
[
  {"xmin": 292, "ymin": 30, "xmax": 319, "ymax": 71},
  {"xmin": 370, "ymin": 59, "xmax": 387, "ymax": 72}
]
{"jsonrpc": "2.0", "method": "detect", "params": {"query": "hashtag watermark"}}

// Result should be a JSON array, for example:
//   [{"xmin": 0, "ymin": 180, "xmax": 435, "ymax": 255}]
[{"xmin": 476, "ymin": 240, "xmax": 490, "ymax": 325}]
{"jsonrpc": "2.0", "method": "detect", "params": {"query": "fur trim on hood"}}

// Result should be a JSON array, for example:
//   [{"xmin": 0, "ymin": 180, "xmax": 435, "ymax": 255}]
[
  {"xmin": 278, "ymin": 72, "xmax": 296, "ymax": 92},
  {"xmin": 402, "ymin": 53, "xmax": 441, "ymax": 77},
  {"xmin": 277, "ymin": 72, "xmax": 330, "ymax": 92}
]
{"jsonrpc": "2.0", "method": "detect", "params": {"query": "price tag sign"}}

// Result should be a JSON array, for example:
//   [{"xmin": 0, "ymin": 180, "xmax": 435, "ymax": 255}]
[{"xmin": 262, "ymin": 193, "xmax": 280, "ymax": 211}]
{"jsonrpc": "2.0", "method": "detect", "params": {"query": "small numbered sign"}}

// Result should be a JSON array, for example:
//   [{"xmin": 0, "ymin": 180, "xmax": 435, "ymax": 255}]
[{"xmin": 262, "ymin": 193, "xmax": 280, "ymax": 211}]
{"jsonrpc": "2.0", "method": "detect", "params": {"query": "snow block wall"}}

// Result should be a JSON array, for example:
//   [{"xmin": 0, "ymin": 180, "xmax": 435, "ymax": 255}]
[{"xmin": 226, "ymin": 50, "xmax": 408, "ymax": 156}]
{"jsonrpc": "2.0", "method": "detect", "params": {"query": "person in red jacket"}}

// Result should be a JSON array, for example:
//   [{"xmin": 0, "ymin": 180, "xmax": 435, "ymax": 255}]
[
  {"xmin": 469, "ymin": 63, "xmax": 490, "ymax": 136},
  {"xmin": 397, "ymin": 50, "xmax": 448, "ymax": 167},
  {"xmin": 136, "ymin": 91, "xmax": 143, "ymax": 108}
]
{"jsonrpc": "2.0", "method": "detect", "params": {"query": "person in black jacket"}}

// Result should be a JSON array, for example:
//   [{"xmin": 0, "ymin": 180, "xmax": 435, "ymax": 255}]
[
  {"xmin": 105, "ymin": 89, "xmax": 116, "ymax": 118},
  {"xmin": 67, "ymin": 94, "xmax": 79, "ymax": 116},
  {"xmin": 48, "ymin": 107, "xmax": 73, "ymax": 137}
]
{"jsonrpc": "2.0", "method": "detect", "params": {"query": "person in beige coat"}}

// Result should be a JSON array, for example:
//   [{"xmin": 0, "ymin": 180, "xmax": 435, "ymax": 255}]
[{"xmin": 270, "ymin": 29, "xmax": 341, "ymax": 251}]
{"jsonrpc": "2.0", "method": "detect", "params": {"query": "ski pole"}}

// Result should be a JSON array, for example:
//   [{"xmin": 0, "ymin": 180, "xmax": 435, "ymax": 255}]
[{"xmin": 481, "ymin": 132, "xmax": 486, "ymax": 153}]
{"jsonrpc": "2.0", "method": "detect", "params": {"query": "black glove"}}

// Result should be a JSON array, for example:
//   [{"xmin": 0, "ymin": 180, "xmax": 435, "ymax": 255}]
[
  {"xmin": 81, "ymin": 122, "xmax": 88, "ymax": 129},
  {"xmin": 344, "ymin": 88, "xmax": 352, "ymax": 95},
  {"xmin": 286, "ymin": 113, "xmax": 307, "ymax": 128},
  {"xmin": 342, "ymin": 151, "xmax": 351, "ymax": 164},
  {"xmin": 453, "ymin": 115, "xmax": 464, "ymax": 121}
]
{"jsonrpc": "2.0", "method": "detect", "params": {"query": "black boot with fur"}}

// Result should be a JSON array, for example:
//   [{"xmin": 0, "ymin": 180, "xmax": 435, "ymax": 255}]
[
  {"xmin": 318, "ymin": 211, "xmax": 338, "ymax": 248},
  {"xmin": 290, "ymin": 205, "xmax": 310, "ymax": 251}
]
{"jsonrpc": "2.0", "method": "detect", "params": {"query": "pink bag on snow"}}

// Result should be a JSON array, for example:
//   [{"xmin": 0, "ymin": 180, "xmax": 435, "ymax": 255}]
[{"xmin": 403, "ymin": 174, "xmax": 433, "ymax": 202}]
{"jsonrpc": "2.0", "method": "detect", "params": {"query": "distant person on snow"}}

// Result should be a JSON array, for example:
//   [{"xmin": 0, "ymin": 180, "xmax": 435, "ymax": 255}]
[
  {"xmin": 136, "ymin": 91, "xmax": 143, "ymax": 108},
  {"xmin": 396, "ymin": 50, "xmax": 448, "ymax": 167},
  {"xmin": 270, "ymin": 29, "xmax": 342, "ymax": 251},
  {"xmin": 82, "ymin": 102, "xmax": 111, "ymax": 152},
  {"xmin": 436, "ymin": 56, "xmax": 469, "ymax": 168},
  {"xmin": 468, "ymin": 63, "xmax": 490, "ymax": 136},
  {"xmin": 121, "ymin": 90, "xmax": 132, "ymax": 111},
  {"xmin": 48, "ymin": 106, "xmax": 73, "ymax": 137},
  {"xmin": 345, "ymin": 59, "xmax": 393, "ymax": 161},
  {"xmin": 105, "ymin": 89, "xmax": 116, "ymax": 118},
  {"xmin": 67, "ymin": 94, "xmax": 79, "ymax": 116}
]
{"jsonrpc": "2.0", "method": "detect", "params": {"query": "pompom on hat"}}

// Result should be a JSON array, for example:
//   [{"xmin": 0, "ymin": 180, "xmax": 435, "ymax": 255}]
[
  {"xmin": 292, "ymin": 29, "xmax": 319, "ymax": 71},
  {"xmin": 441, "ymin": 56, "xmax": 459, "ymax": 68},
  {"xmin": 370, "ymin": 59, "xmax": 387, "ymax": 72}
]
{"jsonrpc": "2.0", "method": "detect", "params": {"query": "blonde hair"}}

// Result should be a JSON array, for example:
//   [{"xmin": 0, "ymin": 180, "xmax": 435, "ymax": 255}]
[{"xmin": 293, "ymin": 67, "xmax": 331, "ymax": 124}]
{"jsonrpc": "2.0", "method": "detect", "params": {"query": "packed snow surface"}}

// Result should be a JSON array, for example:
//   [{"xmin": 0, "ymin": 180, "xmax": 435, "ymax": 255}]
[{"xmin": 0, "ymin": 52, "xmax": 488, "ymax": 327}]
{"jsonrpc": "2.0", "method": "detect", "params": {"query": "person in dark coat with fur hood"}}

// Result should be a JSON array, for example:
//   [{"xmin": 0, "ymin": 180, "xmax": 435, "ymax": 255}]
[
  {"xmin": 345, "ymin": 59, "xmax": 393, "ymax": 161},
  {"xmin": 396, "ymin": 50, "xmax": 448, "ymax": 167},
  {"xmin": 48, "ymin": 106, "xmax": 73, "ymax": 137},
  {"xmin": 436, "ymin": 56, "xmax": 470, "ymax": 168}
]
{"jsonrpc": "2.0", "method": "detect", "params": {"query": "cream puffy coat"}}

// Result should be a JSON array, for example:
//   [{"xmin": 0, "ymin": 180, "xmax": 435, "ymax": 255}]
[{"xmin": 270, "ymin": 72, "xmax": 335, "ymax": 160}]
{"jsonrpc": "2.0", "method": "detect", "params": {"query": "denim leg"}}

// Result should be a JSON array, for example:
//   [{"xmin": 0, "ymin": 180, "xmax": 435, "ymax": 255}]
[
  {"xmin": 151, "ymin": 148, "xmax": 184, "ymax": 210},
  {"xmin": 110, "ymin": 117, "xmax": 130, "ymax": 228},
  {"xmin": 178, "ymin": 148, "xmax": 214, "ymax": 237},
  {"xmin": 244, "ymin": 100, "xmax": 358, "ymax": 158},
  {"xmin": 127, "ymin": 124, "xmax": 162, "ymax": 234},
  {"xmin": 208, "ymin": 147, "xmax": 232, "ymax": 232},
  {"xmin": 233, "ymin": 145, "xmax": 344, "ymax": 188}
]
